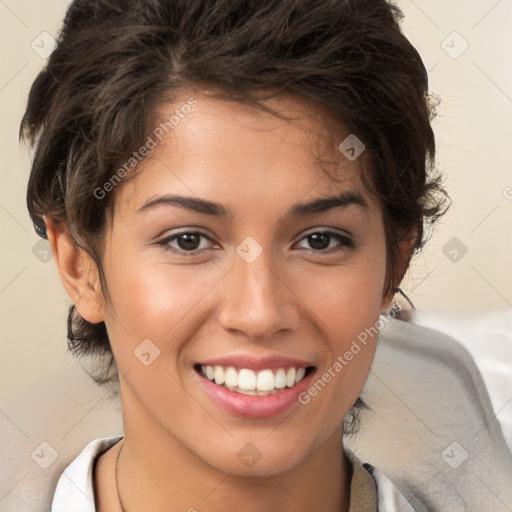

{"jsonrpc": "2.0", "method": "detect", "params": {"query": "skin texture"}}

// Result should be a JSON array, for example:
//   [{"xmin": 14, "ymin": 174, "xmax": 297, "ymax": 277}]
[{"xmin": 46, "ymin": 92, "xmax": 409, "ymax": 512}]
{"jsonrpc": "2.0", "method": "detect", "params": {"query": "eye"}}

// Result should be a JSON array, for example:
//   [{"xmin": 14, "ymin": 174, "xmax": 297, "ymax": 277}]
[
  {"xmin": 156, "ymin": 229, "xmax": 353, "ymax": 256},
  {"xmin": 295, "ymin": 230, "xmax": 354, "ymax": 253},
  {"xmin": 157, "ymin": 231, "xmax": 217, "ymax": 255}
]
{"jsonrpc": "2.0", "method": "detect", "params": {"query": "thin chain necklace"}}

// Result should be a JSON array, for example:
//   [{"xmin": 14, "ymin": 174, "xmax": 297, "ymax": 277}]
[{"xmin": 115, "ymin": 440, "xmax": 128, "ymax": 512}]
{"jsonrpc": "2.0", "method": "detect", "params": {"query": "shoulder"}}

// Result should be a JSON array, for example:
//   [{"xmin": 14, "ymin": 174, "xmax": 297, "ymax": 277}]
[
  {"xmin": 345, "ymin": 448, "xmax": 417, "ymax": 512},
  {"xmin": 349, "ymin": 317, "xmax": 512, "ymax": 509},
  {"xmin": 363, "ymin": 462, "xmax": 417, "ymax": 512},
  {"xmin": 50, "ymin": 436, "xmax": 123, "ymax": 512}
]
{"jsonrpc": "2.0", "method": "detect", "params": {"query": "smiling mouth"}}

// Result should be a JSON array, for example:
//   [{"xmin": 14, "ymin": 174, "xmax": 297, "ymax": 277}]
[{"xmin": 194, "ymin": 364, "xmax": 316, "ymax": 396}]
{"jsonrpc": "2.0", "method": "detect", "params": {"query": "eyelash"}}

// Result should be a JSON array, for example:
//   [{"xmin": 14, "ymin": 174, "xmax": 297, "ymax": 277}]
[{"xmin": 156, "ymin": 230, "xmax": 355, "ymax": 257}]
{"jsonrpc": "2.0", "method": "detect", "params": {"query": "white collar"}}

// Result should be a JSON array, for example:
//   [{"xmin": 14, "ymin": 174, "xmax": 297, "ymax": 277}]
[
  {"xmin": 51, "ymin": 436, "xmax": 123, "ymax": 512},
  {"xmin": 50, "ymin": 436, "xmax": 413, "ymax": 512}
]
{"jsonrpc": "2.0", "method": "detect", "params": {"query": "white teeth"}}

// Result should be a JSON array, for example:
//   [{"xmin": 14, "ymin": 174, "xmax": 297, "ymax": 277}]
[
  {"xmin": 274, "ymin": 368, "xmax": 287, "ymax": 389},
  {"xmin": 256, "ymin": 369, "xmax": 274, "ymax": 391},
  {"xmin": 286, "ymin": 368, "xmax": 296, "ymax": 387},
  {"xmin": 238, "ymin": 388, "xmax": 258, "ymax": 396},
  {"xmin": 224, "ymin": 367, "xmax": 238, "ymax": 388},
  {"xmin": 214, "ymin": 366, "xmax": 225, "ymax": 385},
  {"xmin": 199, "ymin": 364, "xmax": 309, "ymax": 394},
  {"xmin": 238, "ymin": 369, "xmax": 256, "ymax": 390}
]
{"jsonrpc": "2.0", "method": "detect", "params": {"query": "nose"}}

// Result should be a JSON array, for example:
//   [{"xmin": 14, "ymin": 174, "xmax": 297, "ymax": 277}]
[{"xmin": 217, "ymin": 243, "xmax": 301, "ymax": 341}]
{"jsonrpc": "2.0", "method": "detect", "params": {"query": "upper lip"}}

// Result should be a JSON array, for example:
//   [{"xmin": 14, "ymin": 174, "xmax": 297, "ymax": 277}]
[{"xmin": 196, "ymin": 355, "xmax": 315, "ymax": 371}]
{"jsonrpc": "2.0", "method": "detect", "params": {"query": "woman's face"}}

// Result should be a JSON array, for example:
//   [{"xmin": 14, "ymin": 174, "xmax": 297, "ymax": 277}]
[{"xmin": 97, "ymin": 92, "xmax": 388, "ymax": 476}]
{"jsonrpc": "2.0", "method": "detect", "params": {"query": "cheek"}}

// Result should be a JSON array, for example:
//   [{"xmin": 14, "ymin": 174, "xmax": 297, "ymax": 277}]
[
  {"xmin": 104, "ymin": 246, "xmax": 226, "ymax": 345},
  {"xmin": 296, "ymin": 244, "xmax": 386, "ymax": 399},
  {"xmin": 296, "ymin": 244, "xmax": 387, "ymax": 335},
  {"xmin": 312, "ymin": 280, "xmax": 380, "ymax": 392},
  {"xmin": 100, "ymin": 254, "xmax": 224, "ymax": 416}
]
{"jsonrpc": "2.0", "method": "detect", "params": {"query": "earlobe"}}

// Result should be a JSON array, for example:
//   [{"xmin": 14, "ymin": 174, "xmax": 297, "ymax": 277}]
[{"xmin": 45, "ymin": 216, "xmax": 104, "ymax": 324}]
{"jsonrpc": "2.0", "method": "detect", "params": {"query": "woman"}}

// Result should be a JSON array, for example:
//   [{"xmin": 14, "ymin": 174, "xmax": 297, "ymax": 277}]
[{"xmin": 20, "ymin": 0, "xmax": 447, "ymax": 510}]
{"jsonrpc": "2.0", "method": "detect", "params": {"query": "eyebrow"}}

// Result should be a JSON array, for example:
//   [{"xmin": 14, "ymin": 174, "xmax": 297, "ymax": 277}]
[
  {"xmin": 287, "ymin": 191, "xmax": 368, "ymax": 217},
  {"xmin": 136, "ymin": 191, "xmax": 369, "ymax": 218}
]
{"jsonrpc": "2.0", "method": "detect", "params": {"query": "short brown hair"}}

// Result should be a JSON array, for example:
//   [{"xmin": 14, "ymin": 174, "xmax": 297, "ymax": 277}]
[{"xmin": 20, "ymin": 0, "xmax": 449, "ymax": 391}]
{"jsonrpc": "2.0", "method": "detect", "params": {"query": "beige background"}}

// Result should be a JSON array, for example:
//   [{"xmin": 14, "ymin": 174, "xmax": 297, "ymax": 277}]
[{"xmin": 1, "ymin": 0, "xmax": 511, "ymax": 400}]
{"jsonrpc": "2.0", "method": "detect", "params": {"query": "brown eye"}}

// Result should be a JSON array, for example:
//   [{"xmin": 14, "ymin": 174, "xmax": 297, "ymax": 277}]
[
  {"xmin": 158, "ymin": 231, "xmax": 216, "ymax": 255},
  {"xmin": 296, "ymin": 231, "xmax": 354, "ymax": 252},
  {"xmin": 306, "ymin": 233, "xmax": 331, "ymax": 250},
  {"xmin": 175, "ymin": 233, "xmax": 202, "ymax": 251}
]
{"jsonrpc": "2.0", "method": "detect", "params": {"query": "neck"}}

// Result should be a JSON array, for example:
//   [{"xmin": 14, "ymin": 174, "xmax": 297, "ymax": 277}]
[
  {"xmin": 116, "ymin": 433, "xmax": 350, "ymax": 512},
  {"xmin": 114, "ymin": 388, "xmax": 351, "ymax": 512}
]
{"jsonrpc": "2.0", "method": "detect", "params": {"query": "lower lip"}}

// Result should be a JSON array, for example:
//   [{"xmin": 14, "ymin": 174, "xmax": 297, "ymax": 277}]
[{"xmin": 194, "ymin": 369, "xmax": 315, "ymax": 419}]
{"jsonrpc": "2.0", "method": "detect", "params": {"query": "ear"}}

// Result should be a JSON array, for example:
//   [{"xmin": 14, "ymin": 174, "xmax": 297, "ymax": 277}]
[
  {"xmin": 380, "ymin": 234, "xmax": 417, "ymax": 313},
  {"xmin": 45, "ymin": 216, "xmax": 104, "ymax": 324}
]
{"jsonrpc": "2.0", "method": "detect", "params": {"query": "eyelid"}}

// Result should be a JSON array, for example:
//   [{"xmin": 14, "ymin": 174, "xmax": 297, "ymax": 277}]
[
  {"xmin": 157, "ymin": 226, "xmax": 218, "ymax": 244},
  {"xmin": 156, "ymin": 227, "xmax": 355, "ymax": 256},
  {"xmin": 298, "ymin": 226, "xmax": 354, "ymax": 239},
  {"xmin": 157, "ymin": 229, "xmax": 219, "ymax": 255},
  {"xmin": 294, "ymin": 229, "xmax": 355, "ymax": 251}
]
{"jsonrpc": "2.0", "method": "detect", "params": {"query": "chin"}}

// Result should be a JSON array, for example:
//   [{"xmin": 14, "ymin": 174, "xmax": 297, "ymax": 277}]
[{"xmin": 195, "ymin": 432, "xmax": 318, "ymax": 477}]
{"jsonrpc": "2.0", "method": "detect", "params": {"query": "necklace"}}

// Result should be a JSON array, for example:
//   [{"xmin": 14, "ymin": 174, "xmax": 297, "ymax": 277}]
[{"xmin": 115, "ymin": 440, "xmax": 128, "ymax": 512}]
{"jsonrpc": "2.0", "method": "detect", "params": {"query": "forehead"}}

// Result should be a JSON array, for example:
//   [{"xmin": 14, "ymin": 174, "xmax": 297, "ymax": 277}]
[{"xmin": 112, "ymin": 91, "xmax": 377, "ymax": 218}]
